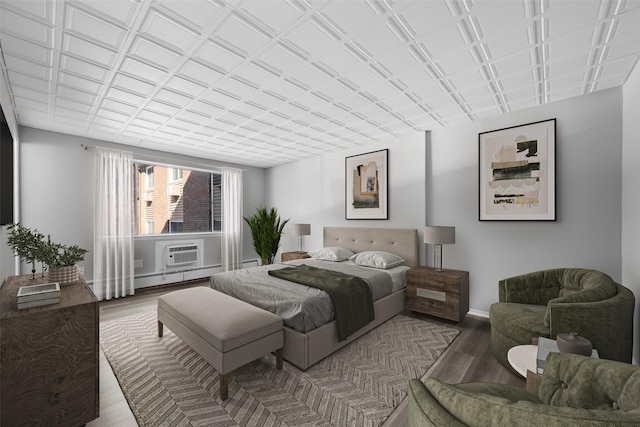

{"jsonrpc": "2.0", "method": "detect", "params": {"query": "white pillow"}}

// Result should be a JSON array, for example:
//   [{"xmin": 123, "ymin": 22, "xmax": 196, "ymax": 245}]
[
  {"xmin": 307, "ymin": 247, "xmax": 354, "ymax": 262},
  {"xmin": 350, "ymin": 251, "xmax": 405, "ymax": 269}
]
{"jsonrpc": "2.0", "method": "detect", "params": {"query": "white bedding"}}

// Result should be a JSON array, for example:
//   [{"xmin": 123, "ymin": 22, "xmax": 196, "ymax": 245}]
[{"xmin": 210, "ymin": 258, "xmax": 409, "ymax": 333}]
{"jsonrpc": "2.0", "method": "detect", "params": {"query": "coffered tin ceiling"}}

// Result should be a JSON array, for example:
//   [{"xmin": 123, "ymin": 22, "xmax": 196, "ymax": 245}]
[{"xmin": 1, "ymin": 0, "xmax": 639, "ymax": 167}]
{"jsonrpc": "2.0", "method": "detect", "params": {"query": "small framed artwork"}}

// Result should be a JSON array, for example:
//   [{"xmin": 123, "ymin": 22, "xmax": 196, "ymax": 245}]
[
  {"xmin": 345, "ymin": 149, "xmax": 388, "ymax": 220},
  {"xmin": 479, "ymin": 119, "xmax": 556, "ymax": 221}
]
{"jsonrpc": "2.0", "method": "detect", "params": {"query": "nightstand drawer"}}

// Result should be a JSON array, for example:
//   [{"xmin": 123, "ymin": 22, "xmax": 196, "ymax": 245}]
[
  {"xmin": 406, "ymin": 284, "xmax": 461, "ymax": 321},
  {"xmin": 406, "ymin": 274, "xmax": 461, "ymax": 295},
  {"xmin": 281, "ymin": 252, "xmax": 310, "ymax": 262},
  {"xmin": 416, "ymin": 287, "xmax": 446, "ymax": 301}
]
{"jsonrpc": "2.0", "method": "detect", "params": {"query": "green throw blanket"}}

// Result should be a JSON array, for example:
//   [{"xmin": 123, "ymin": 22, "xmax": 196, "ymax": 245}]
[{"xmin": 268, "ymin": 264, "xmax": 374, "ymax": 341}]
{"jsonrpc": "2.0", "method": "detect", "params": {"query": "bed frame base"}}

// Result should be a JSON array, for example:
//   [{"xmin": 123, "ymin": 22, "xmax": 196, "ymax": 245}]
[
  {"xmin": 281, "ymin": 226, "xmax": 417, "ymax": 370},
  {"xmin": 282, "ymin": 289, "xmax": 405, "ymax": 370}
]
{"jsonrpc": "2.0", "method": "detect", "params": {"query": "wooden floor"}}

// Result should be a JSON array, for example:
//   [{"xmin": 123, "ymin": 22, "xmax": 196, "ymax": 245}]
[
  {"xmin": 383, "ymin": 310, "xmax": 524, "ymax": 426},
  {"xmin": 87, "ymin": 281, "xmax": 524, "ymax": 427}
]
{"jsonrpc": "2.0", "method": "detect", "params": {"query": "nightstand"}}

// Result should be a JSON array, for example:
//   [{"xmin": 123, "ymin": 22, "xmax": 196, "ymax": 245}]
[
  {"xmin": 281, "ymin": 251, "xmax": 310, "ymax": 262},
  {"xmin": 405, "ymin": 266, "xmax": 469, "ymax": 322}
]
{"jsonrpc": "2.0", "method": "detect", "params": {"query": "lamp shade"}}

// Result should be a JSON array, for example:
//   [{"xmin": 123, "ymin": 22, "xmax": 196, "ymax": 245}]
[
  {"xmin": 291, "ymin": 223, "xmax": 311, "ymax": 236},
  {"xmin": 423, "ymin": 226, "xmax": 455, "ymax": 244}
]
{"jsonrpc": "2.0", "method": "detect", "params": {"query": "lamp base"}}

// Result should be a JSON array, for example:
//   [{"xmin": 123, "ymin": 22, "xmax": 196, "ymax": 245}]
[{"xmin": 433, "ymin": 244, "xmax": 444, "ymax": 271}]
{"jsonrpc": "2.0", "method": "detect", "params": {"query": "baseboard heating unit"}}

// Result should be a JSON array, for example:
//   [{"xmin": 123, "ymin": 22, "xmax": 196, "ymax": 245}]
[{"xmin": 134, "ymin": 260, "xmax": 259, "ymax": 290}]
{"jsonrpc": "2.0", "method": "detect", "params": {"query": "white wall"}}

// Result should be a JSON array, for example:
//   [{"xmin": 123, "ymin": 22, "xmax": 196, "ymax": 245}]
[
  {"xmin": 10, "ymin": 126, "xmax": 265, "ymax": 284},
  {"xmin": 266, "ymin": 135, "xmax": 427, "ymax": 262},
  {"xmin": 429, "ymin": 88, "xmax": 624, "ymax": 318},
  {"xmin": 621, "ymin": 61, "xmax": 640, "ymax": 364}
]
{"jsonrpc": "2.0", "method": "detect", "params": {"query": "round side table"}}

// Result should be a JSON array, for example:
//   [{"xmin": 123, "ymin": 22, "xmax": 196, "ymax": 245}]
[{"xmin": 507, "ymin": 344, "xmax": 538, "ymax": 378}]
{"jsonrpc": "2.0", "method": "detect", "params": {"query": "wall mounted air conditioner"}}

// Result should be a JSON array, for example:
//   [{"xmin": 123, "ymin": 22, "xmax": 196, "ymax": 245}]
[{"xmin": 165, "ymin": 244, "xmax": 199, "ymax": 267}]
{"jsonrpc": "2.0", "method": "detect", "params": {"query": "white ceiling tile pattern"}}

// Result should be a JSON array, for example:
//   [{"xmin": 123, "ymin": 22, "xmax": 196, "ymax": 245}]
[{"xmin": 1, "ymin": 0, "xmax": 639, "ymax": 167}]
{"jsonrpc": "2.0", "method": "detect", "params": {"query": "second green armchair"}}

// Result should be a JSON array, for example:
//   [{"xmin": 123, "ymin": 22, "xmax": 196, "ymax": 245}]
[
  {"xmin": 409, "ymin": 352, "xmax": 640, "ymax": 426},
  {"xmin": 489, "ymin": 268, "xmax": 635, "ymax": 373}
]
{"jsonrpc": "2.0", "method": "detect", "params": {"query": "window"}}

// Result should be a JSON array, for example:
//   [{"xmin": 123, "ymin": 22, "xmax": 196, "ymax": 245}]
[
  {"xmin": 145, "ymin": 166, "xmax": 154, "ymax": 189},
  {"xmin": 169, "ymin": 168, "xmax": 183, "ymax": 182},
  {"xmin": 169, "ymin": 221, "xmax": 183, "ymax": 232},
  {"xmin": 135, "ymin": 163, "xmax": 222, "ymax": 235}
]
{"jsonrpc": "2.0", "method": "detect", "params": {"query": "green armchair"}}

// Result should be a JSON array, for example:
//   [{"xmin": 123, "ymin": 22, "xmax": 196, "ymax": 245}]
[
  {"xmin": 489, "ymin": 268, "xmax": 635, "ymax": 373},
  {"xmin": 408, "ymin": 353, "xmax": 640, "ymax": 427}
]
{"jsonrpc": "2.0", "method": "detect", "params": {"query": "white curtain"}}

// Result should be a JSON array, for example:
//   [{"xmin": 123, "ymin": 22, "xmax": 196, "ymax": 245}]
[
  {"xmin": 221, "ymin": 167, "xmax": 243, "ymax": 271},
  {"xmin": 93, "ymin": 149, "xmax": 134, "ymax": 300}
]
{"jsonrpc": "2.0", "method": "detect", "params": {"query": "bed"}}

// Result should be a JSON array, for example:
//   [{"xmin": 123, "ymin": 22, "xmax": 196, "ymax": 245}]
[{"xmin": 210, "ymin": 226, "xmax": 418, "ymax": 370}]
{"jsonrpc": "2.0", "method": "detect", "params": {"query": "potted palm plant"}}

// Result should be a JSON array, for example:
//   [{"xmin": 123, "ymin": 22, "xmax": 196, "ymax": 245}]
[{"xmin": 243, "ymin": 206, "xmax": 289, "ymax": 265}]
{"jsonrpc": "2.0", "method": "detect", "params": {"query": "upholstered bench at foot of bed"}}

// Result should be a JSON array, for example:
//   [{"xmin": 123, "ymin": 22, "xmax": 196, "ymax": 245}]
[{"xmin": 157, "ymin": 287, "xmax": 284, "ymax": 400}]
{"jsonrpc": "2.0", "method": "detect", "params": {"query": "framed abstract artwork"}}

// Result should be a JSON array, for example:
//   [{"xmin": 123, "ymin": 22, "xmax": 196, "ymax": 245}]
[
  {"xmin": 345, "ymin": 149, "xmax": 388, "ymax": 220},
  {"xmin": 479, "ymin": 119, "xmax": 556, "ymax": 221}
]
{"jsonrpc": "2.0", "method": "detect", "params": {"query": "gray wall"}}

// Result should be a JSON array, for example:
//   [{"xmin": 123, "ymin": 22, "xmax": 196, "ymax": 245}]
[
  {"xmin": 12, "ymin": 126, "xmax": 265, "ymax": 283},
  {"xmin": 2, "ymin": 75, "xmax": 637, "ymax": 362},
  {"xmin": 19, "ymin": 127, "xmax": 95, "ymax": 278},
  {"xmin": 621, "ymin": 61, "xmax": 640, "ymax": 363},
  {"xmin": 428, "ymin": 88, "xmax": 623, "ymax": 316},
  {"xmin": 265, "ymin": 135, "xmax": 427, "ymax": 262},
  {"xmin": 266, "ymin": 86, "xmax": 633, "ymax": 360},
  {"xmin": 268, "ymin": 88, "xmax": 625, "ymax": 320}
]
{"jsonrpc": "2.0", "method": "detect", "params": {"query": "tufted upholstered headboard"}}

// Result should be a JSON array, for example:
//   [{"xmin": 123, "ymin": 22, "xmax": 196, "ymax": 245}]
[{"xmin": 323, "ymin": 227, "xmax": 419, "ymax": 268}]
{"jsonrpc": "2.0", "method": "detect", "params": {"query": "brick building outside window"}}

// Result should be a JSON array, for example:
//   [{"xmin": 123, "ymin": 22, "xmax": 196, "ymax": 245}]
[{"xmin": 135, "ymin": 163, "xmax": 221, "ymax": 235}]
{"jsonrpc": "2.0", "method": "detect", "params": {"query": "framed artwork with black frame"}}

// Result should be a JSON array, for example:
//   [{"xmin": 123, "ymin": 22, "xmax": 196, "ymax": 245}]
[
  {"xmin": 345, "ymin": 149, "xmax": 388, "ymax": 220},
  {"xmin": 479, "ymin": 118, "xmax": 556, "ymax": 221}
]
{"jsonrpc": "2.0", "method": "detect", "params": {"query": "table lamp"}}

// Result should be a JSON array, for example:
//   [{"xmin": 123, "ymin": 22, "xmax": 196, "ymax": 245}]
[
  {"xmin": 424, "ymin": 226, "xmax": 455, "ymax": 271},
  {"xmin": 291, "ymin": 223, "xmax": 311, "ymax": 253}
]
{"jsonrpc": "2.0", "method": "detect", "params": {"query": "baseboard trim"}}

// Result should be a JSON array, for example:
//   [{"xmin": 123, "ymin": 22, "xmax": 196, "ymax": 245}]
[{"xmin": 468, "ymin": 308, "xmax": 489, "ymax": 318}]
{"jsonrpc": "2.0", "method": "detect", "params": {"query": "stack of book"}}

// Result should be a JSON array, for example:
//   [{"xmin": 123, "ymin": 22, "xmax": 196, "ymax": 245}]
[{"xmin": 16, "ymin": 282, "xmax": 61, "ymax": 309}]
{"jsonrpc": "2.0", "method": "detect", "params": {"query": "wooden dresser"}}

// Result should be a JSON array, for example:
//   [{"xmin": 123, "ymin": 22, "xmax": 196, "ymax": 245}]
[
  {"xmin": 0, "ymin": 274, "xmax": 99, "ymax": 426},
  {"xmin": 405, "ymin": 266, "xmax": 469, "ymax": 322}
]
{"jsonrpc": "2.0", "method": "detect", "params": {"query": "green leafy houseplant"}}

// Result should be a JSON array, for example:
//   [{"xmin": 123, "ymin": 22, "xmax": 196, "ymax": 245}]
[
  {"xmin": 40, "ymin": 241, "xmax": 89, "ymax": 269},
  {"xmin": 243, "ymin": 206, "xmax": 289, "ymax": 265},
  {"xmin": 6, "ymin": 223, "xmax": 88, "ymax": 283},
  {"xmin": 42, "ymin": 241, "xmax": 89, "ymax": 285},
  {"xmin": 7, "ymin": 223, "xmax": 44, "ymax": 278}
]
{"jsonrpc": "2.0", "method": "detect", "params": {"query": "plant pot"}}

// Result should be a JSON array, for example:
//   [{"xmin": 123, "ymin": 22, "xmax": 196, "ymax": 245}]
[{"xmin": 49, "ymin": 265, "xmax": 79, "ymax": 286}]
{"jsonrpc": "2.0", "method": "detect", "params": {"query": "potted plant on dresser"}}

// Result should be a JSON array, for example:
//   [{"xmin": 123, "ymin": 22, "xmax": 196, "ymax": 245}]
[
  {"xmin": 7, "ymin": 223, "xmax": 88, "ymax": 285},
  {"xmin": 6, "ymin": 223, "xmax": 44, "ymax": 279},
  {"xmin": 41, "ymin": 241, "xmax": 88, "ymax": 285},
  {"xmin": 243, "ymin": 206, "xmax": 289, "ymax": 265}
]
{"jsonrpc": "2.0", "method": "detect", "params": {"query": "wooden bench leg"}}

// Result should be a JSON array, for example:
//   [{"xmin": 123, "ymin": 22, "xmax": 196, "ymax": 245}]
[
  {"xmin": 220, "ymin": 374, "xmax": 229, "ymax": 400},
  {"xmin": 158, "ymin": 321, "xmax": 163, "ymax": 337},
  {"xmin": 276, "ymin": 348, "xmax": 283, "ymax": 370}
]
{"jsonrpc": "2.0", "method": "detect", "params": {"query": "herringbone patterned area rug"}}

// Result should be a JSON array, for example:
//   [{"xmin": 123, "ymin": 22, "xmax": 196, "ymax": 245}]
[{"xmin": 100, "ymin": 311, "xmax": 459, "ymax": 427}]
